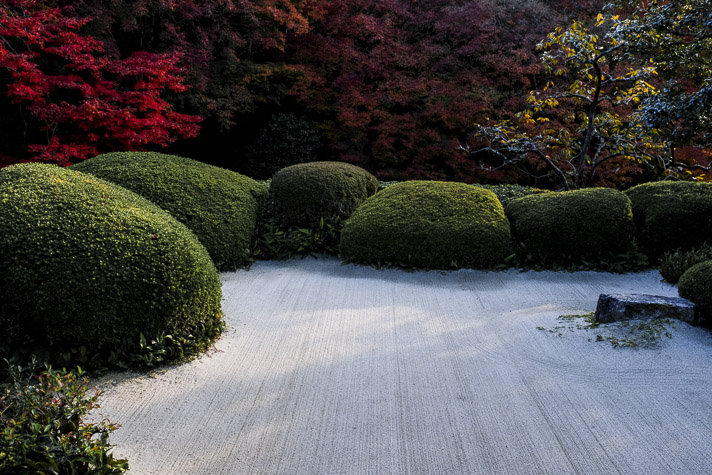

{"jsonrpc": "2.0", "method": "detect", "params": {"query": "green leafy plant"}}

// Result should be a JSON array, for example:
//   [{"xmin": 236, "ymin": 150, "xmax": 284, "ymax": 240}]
[
  {"xmin": 253, "ymin": 196, "xmax": 343, "ymax": 260},
  {"xmin": 510, "ymin": 243, "xmax": 649, "ymax": 273},
  {"xmin": 0, "ymin": 361, "xmax": 128, "ymax": 473},
  {"xmin": 625, "ymin": 181, "xmax": 712, "ymax": 257},
  {"xmin": 659, "ymin": 244, "xmax": 712, "ymax": 284},
  {"xmin": 678, "ymin": 260, "xmax": 712, "ymax": 325}
]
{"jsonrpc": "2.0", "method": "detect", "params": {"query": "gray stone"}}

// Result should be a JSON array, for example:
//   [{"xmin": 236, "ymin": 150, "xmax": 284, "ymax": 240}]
[{"xmin": 594, "ymin": 293, "xmax": 696, "ymax": 324}]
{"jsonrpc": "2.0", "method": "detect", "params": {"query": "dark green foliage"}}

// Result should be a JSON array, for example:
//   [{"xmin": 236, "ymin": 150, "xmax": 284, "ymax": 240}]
[
  {"xmin": 0, "ymin": 164, "xmax": 223, "ymax": 369},
  {"xmin": 659, "ymin": 243, "xmax": 712, "ymax": 284},
  {"xmin": 625, "ymin": 181, "xmax": 712, "ymax": 257},
  {"xmin": 678, "ymin": 260, "xmax": 712, "ymax": 324},
  {"xmin": 340, "ymin": 181, "xmax": 511, "ymax": 269},
  {"xmin": 270, "ymin": 161, "xmax": 378, "ymax": 228},
  {"xmin": 379, "ymin": 182, "xmax": 553, "ymax": 207},
  {"xmin": 506, "ymin": 188, "xmax": 635, "ymax": 266},
  {"xmin": 253, "ymin": 214, "xmax": 342, "ymax": 260},
  {"xmin": 473, "ymin": 184, "xmax": 553, "ymax": 207},
  {"xmin": 72, "ymin": 152, "xmax": 268, "ymax": 271},
  {"xmin": 246, "ymin": 113, "xmax": 322, "ymax": 179},
  {"xmin": 0, "ymin": 362, "xmax": 128, "ymax": 473}
]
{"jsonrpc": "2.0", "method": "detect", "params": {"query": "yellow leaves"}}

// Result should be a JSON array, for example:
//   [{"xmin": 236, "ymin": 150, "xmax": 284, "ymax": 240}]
[{"xmin": 595, "ymin": 13, "xmax": 604, "ymax": 27}]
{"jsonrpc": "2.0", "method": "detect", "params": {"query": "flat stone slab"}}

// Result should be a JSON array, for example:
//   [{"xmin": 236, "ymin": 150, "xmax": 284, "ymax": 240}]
[{"xmin": 594, "ymin": 293, "xmax": 696, "ymax": 324}]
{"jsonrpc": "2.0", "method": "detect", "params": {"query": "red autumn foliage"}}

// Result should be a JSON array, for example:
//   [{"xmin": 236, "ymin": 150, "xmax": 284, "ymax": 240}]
[
  {"xmin": 0, "ymin": 0, "xmax": 200, "ymax": 165},
  {"xmin": 8, "ymin": 0, "xmax": 662, "ymax": 186},
  {"xmin": 282, "ymin": 0, "xmax": 606, "ymax": 182}
]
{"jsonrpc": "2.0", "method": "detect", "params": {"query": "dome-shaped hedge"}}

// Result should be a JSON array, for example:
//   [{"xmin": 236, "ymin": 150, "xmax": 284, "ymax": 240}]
[
  {"xmin": 269, "ymin": 161, "xmax": 378, "ymax": 227},
  {"xmin": 506, "ymin": 188, "xmax": 635, "ymax": 265},
  {"xmin": 340, "ymin": 181, "xmax": 511, "ymax": 269},
  {"xmin": 0, "ymin": 163, "xmax": 223, "ymax": 362},
  {"xmin": 625, "ymin": 181, "xmax": 712, "ymax": 256},
  {"xmin": 678, "ymin": 260, "xmax": 712, "ymax": 324},
  {"xmin": 72, "ymin": 152, "xmax": 268, "ymax": 270}
]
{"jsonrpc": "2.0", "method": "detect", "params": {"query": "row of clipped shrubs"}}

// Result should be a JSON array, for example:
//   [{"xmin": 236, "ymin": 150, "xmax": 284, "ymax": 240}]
[
  {"xmin": 266, "ymin": 163, "xmax": 712, "ymax": 325},
  {"xmin": 4, "ymin": 154, "xmax": 712, "ymax": 473},
  {"xmin": 3, "ymin": 155, "xmax": 712, "ymax": 376}
]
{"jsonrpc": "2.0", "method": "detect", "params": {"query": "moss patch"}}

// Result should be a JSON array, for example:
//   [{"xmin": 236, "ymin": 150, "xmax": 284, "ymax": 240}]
[{"xmin": 539, "ymin": 313, "xmax": 676, "ymax": 348}]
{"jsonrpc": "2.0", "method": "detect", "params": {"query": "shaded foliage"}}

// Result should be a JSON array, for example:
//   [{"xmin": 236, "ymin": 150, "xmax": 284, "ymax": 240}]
[{"xmin": 0, "ymin": 363, "xmax": 128, "ymax": 473}]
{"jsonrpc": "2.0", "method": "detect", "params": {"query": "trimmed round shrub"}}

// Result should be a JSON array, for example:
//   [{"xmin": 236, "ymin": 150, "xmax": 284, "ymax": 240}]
[
  {"xmin": 340, "ymin": 181, "xmax": 511, "ymax": 269},
  {"xmin": 72, "ymin": 152, "xmax": 268, "ymax": 271},
  {"xmin": 0, "ymin": 163, "xmax": 223, "ymax": 363},
  {"xmin": 678, "ymin": 260, "xmax": 712, "ymax": 323},
  {"xmin": 506, "ymin": 188, "xmax": 635, "ymax": 264},
  {"xmin": 269, "ymin": 161, "xmax": 378, "ymax": 227},
  {"xmin": 625, "ymin": 181, "xmax": 712, "ymax": 256}
]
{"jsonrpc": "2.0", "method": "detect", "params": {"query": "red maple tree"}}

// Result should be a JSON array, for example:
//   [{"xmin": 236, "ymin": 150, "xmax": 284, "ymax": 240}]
[{"xmin": 0, "ymin": 0, "xmax": 200, "ymax": 165}]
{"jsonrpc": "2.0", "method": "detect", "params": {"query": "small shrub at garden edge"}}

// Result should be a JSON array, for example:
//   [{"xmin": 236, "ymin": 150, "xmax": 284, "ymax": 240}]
[{"xmin": 678, "ymin": 260, "xmax": 712, "ymax": 325}]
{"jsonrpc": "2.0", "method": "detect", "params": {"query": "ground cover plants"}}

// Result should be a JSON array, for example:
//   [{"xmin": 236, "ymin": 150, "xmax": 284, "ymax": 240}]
[
  {"xmin": 0, "ymin": 362, "xmax": 129, "ymax": 473},
  {"xmin": 659, "ymin": 244, "xmax": 712, "ymax": 284}
]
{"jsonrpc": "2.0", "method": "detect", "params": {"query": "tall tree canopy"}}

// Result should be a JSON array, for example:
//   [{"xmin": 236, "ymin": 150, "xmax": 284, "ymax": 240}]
[{"xmin": 607, "ymin": 0, "xmax": 712, "ymax": 149}]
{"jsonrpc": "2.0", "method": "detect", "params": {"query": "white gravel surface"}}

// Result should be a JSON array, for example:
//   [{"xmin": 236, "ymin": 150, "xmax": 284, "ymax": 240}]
[{"xmin": 94, "ymin": 257, "xmax": 712, "ymax": 474}]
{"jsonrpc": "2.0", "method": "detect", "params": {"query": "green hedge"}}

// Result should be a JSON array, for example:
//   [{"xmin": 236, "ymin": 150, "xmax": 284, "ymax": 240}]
[
  {"xmin": 73, "ymin": 152, "xmax": 268, "ymax": 271},
  {"xmin": 269, "ymin": 161, "xmax": 378, "ymax": 227},
  {"xmin": 506, "ymin": 188, "xmax": 635, "ymax": 265},
  {"xmin": 625, "ymin": 181, "xmax": 712, "ymax": 256},
  {"xmin": 0, "ymin": 164, "xmax": 223, "ymax": 366},
  {"xmin": 340, "ymin": 181, "xmax": 511, "ymax": 269},
  {"xmin": 678, "ymin": 260, "xmax": 712, "ymax": 323}
]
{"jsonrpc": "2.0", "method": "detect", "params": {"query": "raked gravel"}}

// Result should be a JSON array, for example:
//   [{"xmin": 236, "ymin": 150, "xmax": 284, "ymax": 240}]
[{"xmin": 93, "ymin": 257, "xmax": 712, "ymax": 474}]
